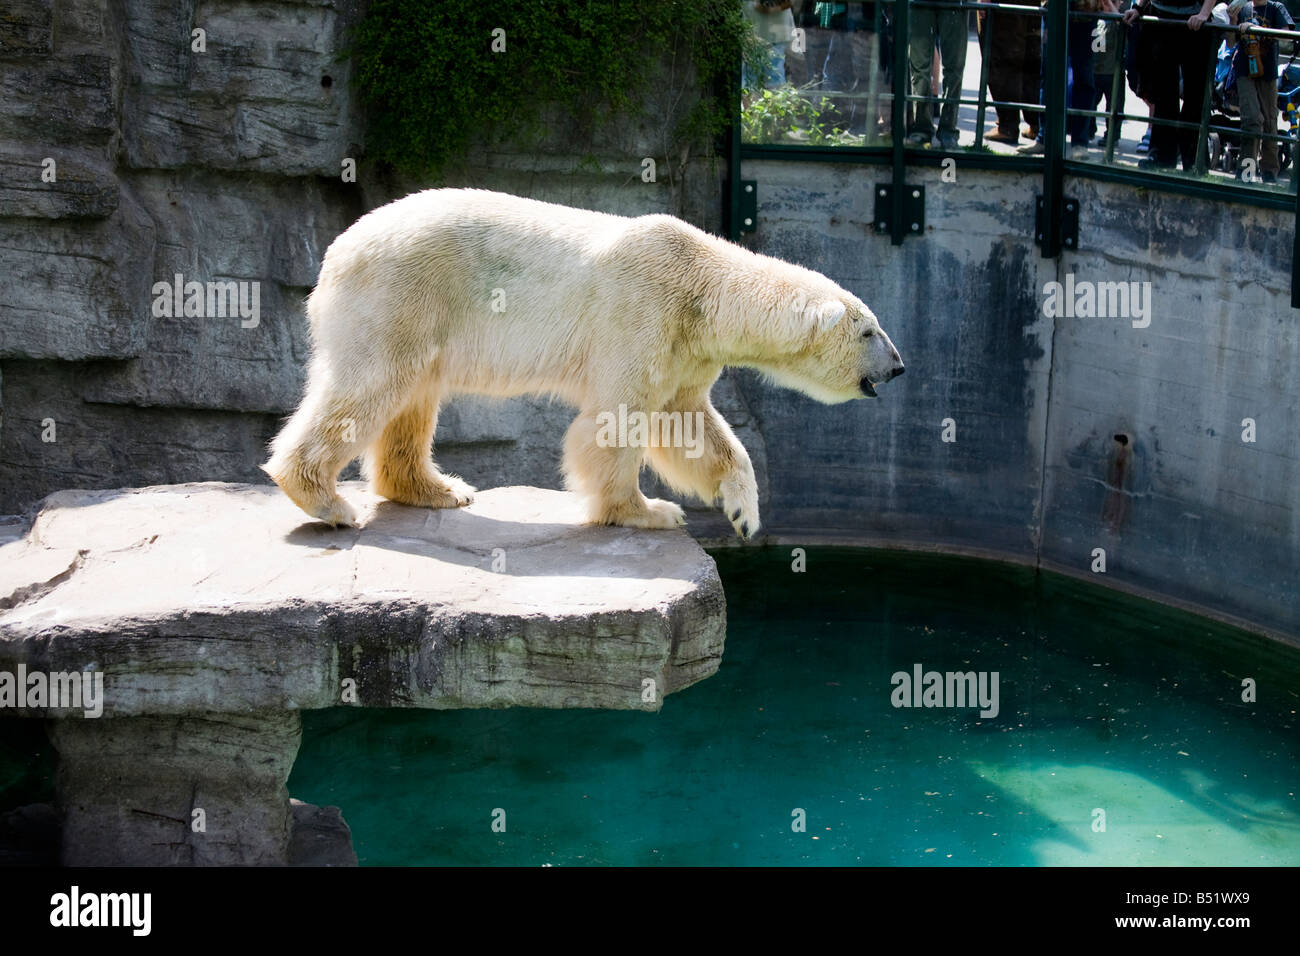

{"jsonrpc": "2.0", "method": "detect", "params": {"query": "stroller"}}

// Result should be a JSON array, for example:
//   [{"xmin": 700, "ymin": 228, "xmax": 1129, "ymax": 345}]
[
  {"xmin": 1209, "ymin": 39, "xmax": 1300, "ymax": 175},
  {"xmin": 1276, "ymin": 54, "xmax": 1300, "ymax": 172},
  {"xmin": 1208, "ymin": 39, "xmax": 1243, "ymax": 173}
]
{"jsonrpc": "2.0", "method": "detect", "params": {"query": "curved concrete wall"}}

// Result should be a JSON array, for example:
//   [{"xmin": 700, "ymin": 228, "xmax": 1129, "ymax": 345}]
[{"xmin": 720, "ymin": 161, "xmax": 1299, "ymax": 646}]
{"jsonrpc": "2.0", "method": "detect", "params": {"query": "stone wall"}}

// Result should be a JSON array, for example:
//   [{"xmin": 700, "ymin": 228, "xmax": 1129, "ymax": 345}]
[{"xmin": 0, "ymin": 0, "xmax": 724, "ymax": 511}]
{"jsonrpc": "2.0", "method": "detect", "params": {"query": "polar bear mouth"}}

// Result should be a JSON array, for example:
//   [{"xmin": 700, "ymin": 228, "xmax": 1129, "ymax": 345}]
[{"xmin": 860, "ymin": 377, "xmax": 877, "ymax": 398}]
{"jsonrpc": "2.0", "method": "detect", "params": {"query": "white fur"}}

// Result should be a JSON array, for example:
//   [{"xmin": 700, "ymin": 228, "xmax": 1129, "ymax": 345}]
[{"xmin": 263, "ymin": 188, "xmax": 903, "ymax": 536}]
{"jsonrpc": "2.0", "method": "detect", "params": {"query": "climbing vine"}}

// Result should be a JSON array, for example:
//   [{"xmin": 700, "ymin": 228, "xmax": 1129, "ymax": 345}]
[{"xmin": 351, "ymin": 0, "xmax": 755, "ymax": 178}]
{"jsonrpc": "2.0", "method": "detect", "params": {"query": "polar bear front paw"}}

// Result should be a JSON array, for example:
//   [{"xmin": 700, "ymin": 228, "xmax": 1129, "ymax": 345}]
[
  {"xmin": 720, "ymin": 472, "xmax": 760, "ymax": 540},
  {"xmin": 596, "ymin": 497, "xmax": 686, "ymax": 530}
]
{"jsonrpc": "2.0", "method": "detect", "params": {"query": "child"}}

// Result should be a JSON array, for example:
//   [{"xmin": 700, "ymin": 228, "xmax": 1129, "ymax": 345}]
[{"xmin": 1227, "ymin": 0, "xmax": 1294, "ymax": 183}]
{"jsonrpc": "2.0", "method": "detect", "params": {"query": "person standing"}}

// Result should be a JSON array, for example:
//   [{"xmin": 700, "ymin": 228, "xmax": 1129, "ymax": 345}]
[
  {"xmin": 907, "ymin": 0, "xmax": 969, "ymax": 147},
  {"xmin": 743, "ymin": 0, "xmax": 797, "ymax": 91},
  {"xmin": 1124, "ymin": 0, "xmax": 1220, "ymax": 170},
  {"xmin": 981, "ymin": 1, "xmax": 1044, "ymax": 143},
  {"xmin": 1228, "ymin": 0, "xmax": 1294, "ymax": 182}
]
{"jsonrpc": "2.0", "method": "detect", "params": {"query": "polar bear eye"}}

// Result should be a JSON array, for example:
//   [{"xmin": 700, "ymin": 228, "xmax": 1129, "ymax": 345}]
[{"xmin": 862, "ymin": 329, "xmax": 875, "ymax": 339}]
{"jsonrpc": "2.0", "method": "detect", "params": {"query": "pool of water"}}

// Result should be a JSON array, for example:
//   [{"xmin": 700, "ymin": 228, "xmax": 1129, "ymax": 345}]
[{"xmin": 289, "ymin": 547, "xmax": 1300, "ymax": 865}]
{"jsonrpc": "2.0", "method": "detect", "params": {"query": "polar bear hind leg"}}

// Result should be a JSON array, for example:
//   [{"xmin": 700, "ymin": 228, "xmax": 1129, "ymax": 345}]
[
  {"xmin": 264, "ymin": 359, "xmax": 422, "ymax": 527},
  {"xmin": 362, "ymin": 382, "xmax": 475, "ymax": 509}
]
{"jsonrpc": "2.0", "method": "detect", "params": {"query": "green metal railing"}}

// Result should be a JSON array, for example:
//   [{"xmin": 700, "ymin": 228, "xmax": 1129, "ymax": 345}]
[{"xmin": 730, "ymin": 0, "xmax": 1300, "ymax": 295}]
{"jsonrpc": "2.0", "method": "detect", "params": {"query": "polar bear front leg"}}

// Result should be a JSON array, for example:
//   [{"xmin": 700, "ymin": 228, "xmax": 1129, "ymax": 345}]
[
  {"xmin": 562, "ymin": 411, "xmax": 686, "ymax": 530},
  {"xmin": 643, "ymin": 400, "xmax": 761, "ymax": 540}
]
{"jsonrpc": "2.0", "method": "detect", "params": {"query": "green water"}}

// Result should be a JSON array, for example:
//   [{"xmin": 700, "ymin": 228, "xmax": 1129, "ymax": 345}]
[{"xmin": 291, "ymin": 547, "xmax": 1300, "ymax": 866}]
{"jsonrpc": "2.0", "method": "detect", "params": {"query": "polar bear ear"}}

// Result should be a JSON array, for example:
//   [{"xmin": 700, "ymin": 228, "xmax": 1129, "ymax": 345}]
[{"xmin": 813, "ymin": 301, "xmax": 847, "ymax": 332}]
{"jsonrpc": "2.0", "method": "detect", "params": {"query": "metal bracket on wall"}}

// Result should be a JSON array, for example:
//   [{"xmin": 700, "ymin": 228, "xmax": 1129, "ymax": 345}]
[
  {"xmin": 1036, "ymin": 195, "xmax": 1079, "ymax": 252},
  {"xmin": 874, "ymin": 184, "xmax": 925, "ymax": 240},
  {"xmin": 739, "ymin": 180, "xmax": 757, "ymax": 233}
]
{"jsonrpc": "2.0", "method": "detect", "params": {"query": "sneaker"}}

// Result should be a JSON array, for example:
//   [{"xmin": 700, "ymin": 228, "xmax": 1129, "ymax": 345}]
[
  {"xmin": 1137, "ymin": 157, "xmax": 1174, "ymax": 171},
  {"xmin": 936, "ymin": 130, "xmax": 959, "ymax": 150},
  {"xmin": 1069, "ymin": 145, "xmax": 1090, "ymax": 160},
  {"xmin": 1135, "ymin": 131, "xmax": 1151, "ymax": 154},
  {"xmin": 904, "ymin": 132, "xmax": 931, "ymax": 147},
  {"xmin": 1017, "ymin": 141, "xmax": 1045, "ymax": 155}
]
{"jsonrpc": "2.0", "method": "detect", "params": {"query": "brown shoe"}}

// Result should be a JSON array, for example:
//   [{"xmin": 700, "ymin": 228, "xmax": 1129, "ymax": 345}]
[{"xmin": 987, "ymin": 129, "xmax": 1018, "ymax": 144}]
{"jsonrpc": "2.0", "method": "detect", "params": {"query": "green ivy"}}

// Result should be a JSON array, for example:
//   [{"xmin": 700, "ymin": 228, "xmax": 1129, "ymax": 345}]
[{"xmin": 351, "ymin": 0, "xmax": 757, "ymax": 178}]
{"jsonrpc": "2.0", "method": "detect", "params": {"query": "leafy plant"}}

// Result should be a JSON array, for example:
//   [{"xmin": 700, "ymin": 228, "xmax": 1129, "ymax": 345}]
[
  {"xmin": 741, "ymin": 84, "xmax": 867, "ymax": 147},
  {"xmin": 351, "ymin": 0, "xmax": 755, "ymax": 179}
]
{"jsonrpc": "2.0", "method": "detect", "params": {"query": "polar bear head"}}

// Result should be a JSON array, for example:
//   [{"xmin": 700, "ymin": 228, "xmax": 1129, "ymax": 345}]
[{"xmin": 760, "ymin": 285, "xmax": 905, "ymax": 404}]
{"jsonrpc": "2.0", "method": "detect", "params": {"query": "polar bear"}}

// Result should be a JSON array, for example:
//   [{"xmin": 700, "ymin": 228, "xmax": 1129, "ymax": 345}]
[{"xmin": 263, "ymin": 188, "xmax": 903, "ymax": 538}]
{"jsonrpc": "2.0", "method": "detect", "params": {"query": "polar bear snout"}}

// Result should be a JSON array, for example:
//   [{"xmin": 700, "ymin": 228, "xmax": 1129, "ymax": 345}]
[{"xmin": 858, "ymin": 324, "xmax": 904, "ymax": 396}]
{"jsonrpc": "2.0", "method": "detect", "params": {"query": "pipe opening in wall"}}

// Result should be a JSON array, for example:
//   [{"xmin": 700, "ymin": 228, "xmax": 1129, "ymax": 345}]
[
  {"xmin": 321, "ymin": 75, "xmax": 333, "ymax": 88},
  {"xmin": 1113, "ymin": 433, "xmax": 1129, "ymax": 446}
]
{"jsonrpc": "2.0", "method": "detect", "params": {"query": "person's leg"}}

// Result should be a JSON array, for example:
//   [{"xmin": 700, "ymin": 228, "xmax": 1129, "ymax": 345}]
[
  {"xmin": 936, "ymin": 7, "xmax": 969, "ymax": 138},
  {"xmin": 908, "ymin": 6, "xmax": 938, "ymax": 137},
  {"xmin": 1260, "ymin": 76, "xmax": 1280, "ymax": 175},
  {"xmin": 1175, "ymin": 24, "xmax": 1214, "ymax": 170},
  {"xmin": 847, "ymin": 24, "xmax": 876, "ymax": 133},
  {"xmin": 1022, "ymin": 14, "xmax": 1043, "ymax": 137},
  {"xmin": 1238, "ymin": 75, "xmax": 1265, "ymax": 175},
  {"xmin": 1091, "ymin": 72, "xmax": 1109, "ymax": 140},
  {"xmin": 1067, "ymin": 17, "xmax": 1096, "ymax": 146},
  {"xmin": 824, "ymin": 26, "xmax": 855, "ymax": 124},
  {"xmin": 1145, "ymin": 16, "xmax": 1182, "ymax": 165},
  {"xmin": 805, "ymin": 25, "xmax": 833, "ymax": 87},
  {"xmin": 767, "ymin": 42, "xmax": 788, "ymax": 88},
  {"xmin": 985, "ymin": 10, "xmax": 1021, "ymax": 135}
]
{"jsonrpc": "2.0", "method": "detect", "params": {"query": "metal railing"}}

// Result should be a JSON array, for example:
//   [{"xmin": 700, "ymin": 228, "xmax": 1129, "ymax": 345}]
[{"xmin": 731, "ymin": 0, "xmax": 1300, "ymax": 302}]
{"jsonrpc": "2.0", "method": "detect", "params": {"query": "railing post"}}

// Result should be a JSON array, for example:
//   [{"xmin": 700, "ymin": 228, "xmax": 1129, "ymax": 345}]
[
  {"xmin": 1292, "ymin": 169, "xmax": 1300, "ymax": 307},
  {"xmin": 729, "ymin": 62, "xmax": 743, "ymax": 242},
  {"xmin": 1105, "ymin": 22, "xmax": 1126, "ymax": 164},
  {"xmin": 975, "ymin": 4, "xmax": 996, "ymax": 149},
  {"xmin": 891, "ymin": 0, "xmax": 910, "ymax": 245},
  {"xmin": 867, "ymin": 1, "xmax": 885, "ymax": 144},
  {"xmin": 1041, "ymin": 0, "xmax": 1067, "ymax": 256}
]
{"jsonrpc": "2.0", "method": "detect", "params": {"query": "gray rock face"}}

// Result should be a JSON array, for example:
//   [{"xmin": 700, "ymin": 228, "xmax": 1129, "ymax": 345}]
[
  {"xmin": 0, "ymin": 482, "xmax": 726, "ymax": 714},
  {"xmin": 49, "ymin": 711, "xmax": 301, "ymax": 867},
  {"xmin": 0, "ymin": 0, "xmax": 722, "ymax": 515}
]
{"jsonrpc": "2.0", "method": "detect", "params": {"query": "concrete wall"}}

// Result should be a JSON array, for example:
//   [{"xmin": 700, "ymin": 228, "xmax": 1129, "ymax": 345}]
[{"xmin": 730, "ymin": 161, "xmax": 1299, "ymax": 645}]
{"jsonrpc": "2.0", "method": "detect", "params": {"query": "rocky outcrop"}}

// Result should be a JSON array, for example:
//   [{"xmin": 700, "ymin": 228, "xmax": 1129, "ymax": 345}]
[{"xmin": 0, "ymin": 482, "xmax": 726, "ymax": 864}]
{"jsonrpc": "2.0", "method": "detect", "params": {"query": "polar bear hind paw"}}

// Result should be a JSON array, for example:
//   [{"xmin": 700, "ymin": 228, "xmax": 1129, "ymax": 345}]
[
  {"xmin": 379, "ymin": 473, "xmax": 476, "ymax": 510},
  {"xmin": 314, "ymin": 495, "xmax": 359, "ymax": 528}
]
